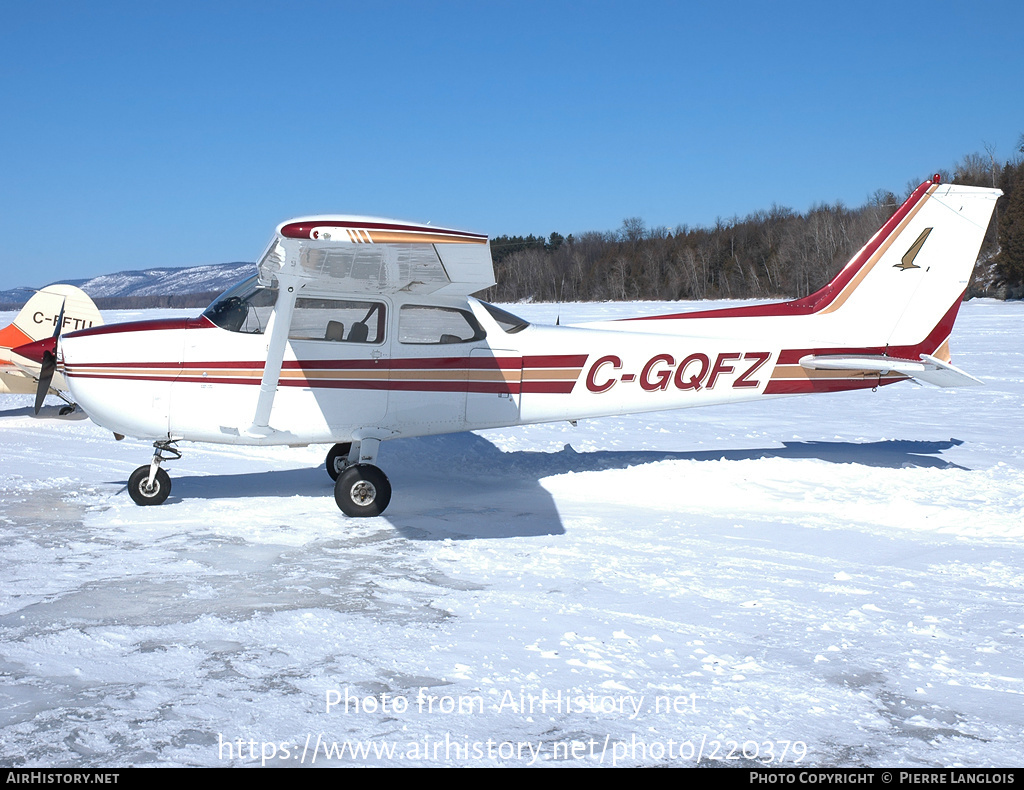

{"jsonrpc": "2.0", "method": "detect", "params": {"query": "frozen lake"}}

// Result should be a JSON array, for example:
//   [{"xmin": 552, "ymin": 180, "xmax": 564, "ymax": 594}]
[{"xmin": 1, "ymin": 298, "xmax": 1022, "ymax": 767}]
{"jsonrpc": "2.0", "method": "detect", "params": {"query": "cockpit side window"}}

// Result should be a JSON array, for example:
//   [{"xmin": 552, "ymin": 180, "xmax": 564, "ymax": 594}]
[
  {"xmin": 203, "ymin": 277, "xmax": 387, "ymax": 342},
  {"xmin": 288, "ymin": 298, "xmax": 386, "ymax": 344}
]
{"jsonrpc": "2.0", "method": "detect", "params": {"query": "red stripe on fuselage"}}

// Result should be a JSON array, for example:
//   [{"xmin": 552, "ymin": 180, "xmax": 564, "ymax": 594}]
[
  {"xmin": 65, "ymin": 316, "xmax": 215, "ymax": 339},
  {"xmin": 65, "ymin": 354, "xmax": 586, "ymax": 373},
  {"xmin": 63, "ymin": 353, "xmax": 587, "ymax": 395}
]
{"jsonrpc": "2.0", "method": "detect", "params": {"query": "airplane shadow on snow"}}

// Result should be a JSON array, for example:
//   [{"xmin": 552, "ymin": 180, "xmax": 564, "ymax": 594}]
[{"xmin": 150, "ymin": 432, "xmax": 969, "ymax": 541}]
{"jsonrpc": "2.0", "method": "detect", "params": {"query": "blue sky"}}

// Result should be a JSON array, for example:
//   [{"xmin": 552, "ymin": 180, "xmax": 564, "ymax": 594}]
[{"xmin": 2, "ymin": 0, "xmax": 1022, "ymax": 290}]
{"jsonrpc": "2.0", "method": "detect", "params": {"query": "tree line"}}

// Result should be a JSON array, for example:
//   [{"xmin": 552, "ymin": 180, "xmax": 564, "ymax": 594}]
[{"xmin": 482, "ymin": 138, "xmax": 1024, "ymax": 304}]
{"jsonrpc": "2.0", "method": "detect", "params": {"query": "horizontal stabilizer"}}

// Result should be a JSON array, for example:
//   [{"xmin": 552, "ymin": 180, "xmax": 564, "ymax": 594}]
[{"xmin": 799, "ymin": 353, "xmax": 983, "ymax": 388}]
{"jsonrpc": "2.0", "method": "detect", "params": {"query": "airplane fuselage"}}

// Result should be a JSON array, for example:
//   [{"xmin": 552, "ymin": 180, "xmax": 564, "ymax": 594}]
[{"xmin": 57, "ymin": 291, "xmax": 917, "ymax": 448}]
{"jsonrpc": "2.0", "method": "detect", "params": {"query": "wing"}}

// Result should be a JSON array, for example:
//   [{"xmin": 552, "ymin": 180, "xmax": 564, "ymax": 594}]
[{"xmin": 255, "ymin": 215, "xmax": 494, "ymax": 297}]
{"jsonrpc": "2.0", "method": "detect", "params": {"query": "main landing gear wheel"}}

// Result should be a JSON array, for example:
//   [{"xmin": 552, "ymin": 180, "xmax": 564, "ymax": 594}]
[
  {"xmin": 325, "ymin": 442, "xmax": 353, "ymax": 481},
  {"xmin": 334, "ymin": 464, "xmax": 391, "ymax": 517},
  {"xmin": 128, "ymin": 465, "xmax": 171, "ymax": 506}
]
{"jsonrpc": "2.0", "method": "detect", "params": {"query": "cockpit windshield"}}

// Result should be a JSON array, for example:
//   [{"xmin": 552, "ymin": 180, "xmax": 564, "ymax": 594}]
[{"xmin": 202, "ymin": 275, "xmax": 278, "ymax": 333}]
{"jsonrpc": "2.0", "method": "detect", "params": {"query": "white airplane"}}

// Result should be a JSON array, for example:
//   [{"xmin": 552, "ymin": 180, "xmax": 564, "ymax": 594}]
[
  {"xmin": 1, "ymin": 284, "xmax": 102, "ymax": 413},
  {"xmin": 13, "ymin": 177, "xmax": 1000, "ymax": 516}
]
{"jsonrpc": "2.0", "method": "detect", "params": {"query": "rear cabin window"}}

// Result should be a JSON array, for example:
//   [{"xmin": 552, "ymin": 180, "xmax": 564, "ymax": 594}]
[
  {"xmin": 398, "ymin": 305, "xmax": 486, "ymax": 345},
  {"xmin": 478, "ymin": 301, "xmax": 529, "ymax": 334},
  {"xmin": 288, "ymin": 298, "xmax": 386, "ymax": 344}
]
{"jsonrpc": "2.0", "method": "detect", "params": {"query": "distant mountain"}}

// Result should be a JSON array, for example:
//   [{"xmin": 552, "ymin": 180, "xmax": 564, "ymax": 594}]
[{"xmin": 0, "ymin": 262, "xmax": 256, "ymax": 308}]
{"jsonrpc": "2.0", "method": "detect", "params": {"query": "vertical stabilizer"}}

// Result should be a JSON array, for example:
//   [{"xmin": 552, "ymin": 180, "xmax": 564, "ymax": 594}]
[
  {"xmin": 2, "ymin": 284, "xmax": 102, "ymax": 348},
  {"xmin": 818, "ymin": 181, "xmax": 1001, "ymax": 351}
]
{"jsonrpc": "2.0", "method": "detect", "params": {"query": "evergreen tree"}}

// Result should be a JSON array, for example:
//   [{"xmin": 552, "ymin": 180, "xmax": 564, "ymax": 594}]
[{"xmin": 996, "ymin": 158, "xmax": 1024, "ymax": 296}]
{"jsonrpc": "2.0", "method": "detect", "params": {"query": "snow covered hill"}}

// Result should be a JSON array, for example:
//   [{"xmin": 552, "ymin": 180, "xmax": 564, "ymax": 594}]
[
  {"xmin": 0, "ymin": 261, "xmax": 255, "ymax": 305},
  {"xmin": 0, "ymin": 299, "xmax": 1022, "ymax": 768}
]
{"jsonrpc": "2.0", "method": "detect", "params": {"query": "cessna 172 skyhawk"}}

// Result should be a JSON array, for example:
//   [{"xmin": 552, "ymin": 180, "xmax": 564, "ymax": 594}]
[
  {"xmin": 14, "ymin": 177, "xmax": 1000, "ymax": 516},
  {"xmin": 1, "ymin": 284, "xmax": 102, "ymax": 413}
]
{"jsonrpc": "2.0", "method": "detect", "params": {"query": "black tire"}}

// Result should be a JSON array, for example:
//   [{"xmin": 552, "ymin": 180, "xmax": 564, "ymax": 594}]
[
  {"xmin": 325, "ymin": 442, "xmax": 353, "ymax": 481},
  {"xmin": 127, "ymin": 465, "xmax": 171, "ymax": 506},
  {"xmin": 334, "ymin": 464, "xmax": 391, "ymax": 517},
  {"xmin": 59, "ymin": 405, "xmax": 76, "ymax": 416}
]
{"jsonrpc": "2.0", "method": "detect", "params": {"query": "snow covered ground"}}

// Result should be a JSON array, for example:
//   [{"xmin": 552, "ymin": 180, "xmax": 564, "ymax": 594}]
[{"xmin": 1, "ymin": 299, "xmax": 1022, "ymax": 768}]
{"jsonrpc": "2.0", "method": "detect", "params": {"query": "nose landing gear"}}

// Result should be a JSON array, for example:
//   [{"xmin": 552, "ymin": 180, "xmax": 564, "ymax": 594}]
[{"xmin": 127, "ymin": 441, "xmax": 180, "ymax": 506}]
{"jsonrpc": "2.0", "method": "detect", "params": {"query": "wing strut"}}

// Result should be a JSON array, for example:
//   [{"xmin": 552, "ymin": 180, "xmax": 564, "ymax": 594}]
[{"xmin": 247, "ymin": 274, "xmax": 301, "ymax": 435}]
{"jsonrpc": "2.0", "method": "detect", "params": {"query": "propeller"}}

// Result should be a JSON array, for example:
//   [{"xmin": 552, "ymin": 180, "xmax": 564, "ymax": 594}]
[
  {"xmin": 33, "ymin": 300, "xmax": 65, "ymax": 414},
  {"xmin": 34, "ymin": 346, "xmax": 57, "ymax": 414}
]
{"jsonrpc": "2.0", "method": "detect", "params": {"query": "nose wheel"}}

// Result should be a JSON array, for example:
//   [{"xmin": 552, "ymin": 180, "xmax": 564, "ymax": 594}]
[
  {"xmin": 128, "ymin": 465, "xmax": 171, "ymax": 505},
  {"xmin": 127, "ymin": 441, "xmax": 180, "ymax": 506}
]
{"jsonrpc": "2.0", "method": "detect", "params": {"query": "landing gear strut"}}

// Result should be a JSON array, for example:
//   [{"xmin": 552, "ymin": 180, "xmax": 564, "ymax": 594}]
[
  {"xmin": 127, "ymin": 440, "xmax": 180, "ymax": 506},
  {"xmin": 48, "ymin": 387, "xmax": 77, "ymax": 416},
  {"xmin": 325, "ymin": 440, "xmax": 391, "ymax": 517}
]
